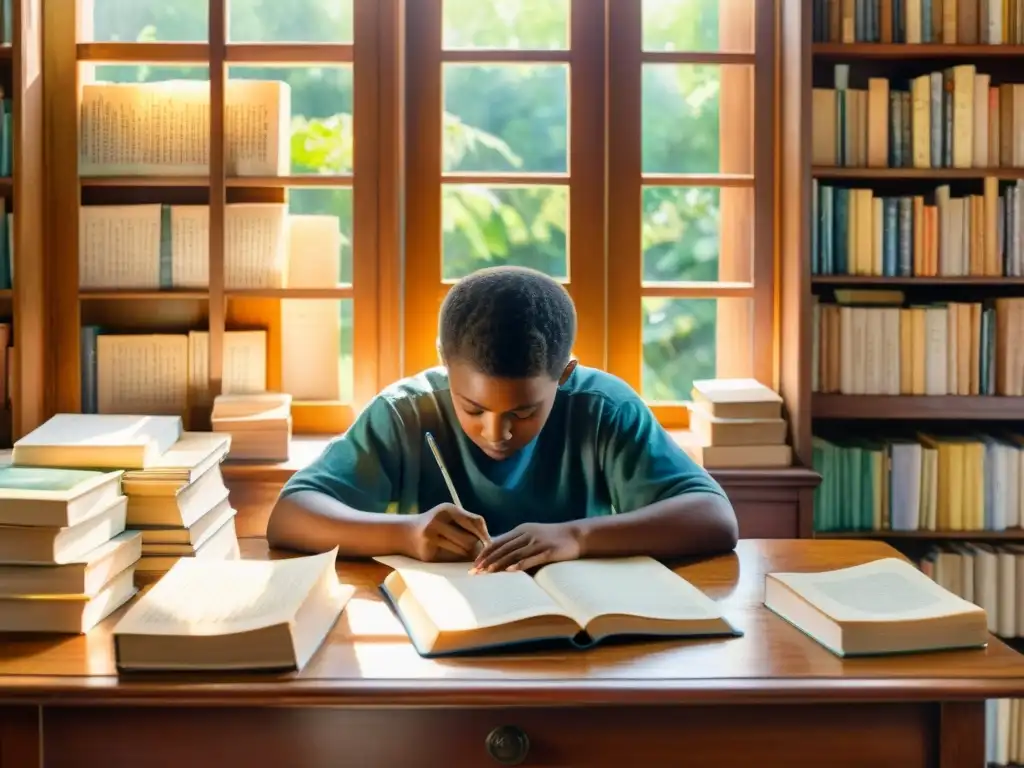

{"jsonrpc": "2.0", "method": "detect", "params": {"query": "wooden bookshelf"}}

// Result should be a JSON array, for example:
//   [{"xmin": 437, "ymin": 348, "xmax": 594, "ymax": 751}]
[
  {"xmin": 6, "ymin": 0, "xmax": 44, "ymax": 445},
  {"xmin": 812, "ymin": 42, "xmax": 1024, "ymax": 58},
  {"xmin": 43, "ymin": 0, "xmax": 380, "ymax": 436},
  {"xmin": 786, "ymin": 4, "xmax": 1024, "ymax": 552},
  {"xmin": 813, "ymin": 165, "xmax": 1024, "ymax": 179},
  {"xmin": 818, "ymin": 529, "xmax": 1024, "ymax": 540},
  {"xmin": 812, "ymin": 394, "xmax": 1024, "ymax": 420},
  {"xmin": 812, "ymin": 275, "xmax": 1024, "ymax": 285}
]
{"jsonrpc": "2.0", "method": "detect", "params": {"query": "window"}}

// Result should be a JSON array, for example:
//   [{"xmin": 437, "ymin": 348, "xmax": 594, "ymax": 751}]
[
  {"xmin": 403, "ymin": 0, "xmax": 605, "ymax": 374},
  {"xmin": 60, "ymin": 0, "xmax": 774, "ymax": 435},
  {"xmin": 607, "ymin": 0, "xmax": 774, "ymax": 428},
  {"xmin": 67, "ymin": 0, "xmax": 378, "ymax": 434}
]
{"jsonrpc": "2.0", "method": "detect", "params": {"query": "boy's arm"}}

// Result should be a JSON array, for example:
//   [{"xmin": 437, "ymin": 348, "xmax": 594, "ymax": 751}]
[
  {"xmin": 267, "ymin": 398, "xmax": 415, "ymax": 556},
  {"xmin": 579, "ymin": 399, "xmax": 738, "ymax": 558}
]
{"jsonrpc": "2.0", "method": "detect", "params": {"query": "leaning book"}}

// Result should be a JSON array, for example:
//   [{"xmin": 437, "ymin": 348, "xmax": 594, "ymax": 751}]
[
  {"xmin": 763, "ymin": 557, "xmax": 989, "ymax": 657},
  {"xmin": 112, "ymin": 548, "xmax": 352, "ymax": 672},
  {"xmin": 376, "ymin": 555, "xmax": 741, "ymax": 658}
]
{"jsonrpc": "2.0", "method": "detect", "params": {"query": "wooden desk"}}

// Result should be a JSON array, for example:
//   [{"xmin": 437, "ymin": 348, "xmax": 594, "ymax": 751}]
[{"xmin": 0, "ymin": 539, "xmax": 1021, "ymax": 768}]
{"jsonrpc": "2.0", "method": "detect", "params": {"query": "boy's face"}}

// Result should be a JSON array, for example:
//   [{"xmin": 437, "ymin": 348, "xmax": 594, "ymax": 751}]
[{"xmin": 446, "ymin": 359, "xmax": 574, "ymax": 461}]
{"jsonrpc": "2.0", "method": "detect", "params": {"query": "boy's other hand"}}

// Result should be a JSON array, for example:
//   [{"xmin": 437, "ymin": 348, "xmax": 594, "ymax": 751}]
[
  {"xmin": 408, "ymin": 503, "xmax": 490, "ymax": 562},
  {"xmin": 471, "ymin": 522, "xmax": 581, "ymax": 574}
]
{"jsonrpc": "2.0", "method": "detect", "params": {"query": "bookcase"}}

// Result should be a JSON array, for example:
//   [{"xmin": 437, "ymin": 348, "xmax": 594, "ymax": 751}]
[
  {"xmin": 43, "ymin": 0, "xmax": 381, "ymax": 438},
  {"xmin": 2, "ymin": 0, "xmax": 44, "ymax": 446},
  {"xmin": 797, "ymin": 1, "xmax": 1024, "ymax": 543}
]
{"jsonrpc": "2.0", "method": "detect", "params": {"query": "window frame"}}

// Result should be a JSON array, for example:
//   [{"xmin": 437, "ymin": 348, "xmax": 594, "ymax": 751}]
[
  {"xmin": 58, "ymin": 0, "xmax": 383, "ymax": 435},
  {"xmin": 402, "ymin": 0, "xmax": 777, "ymax": 430},
  {"xmin": 53, "ymin": 0, "xmax": 778, "ymax": 436},
  {"xmin": 606, "ymin": 0, "xmax": 776, "ymax": 429},
  {"xmin": 402, "ymin": 0, "xmax": 606, "ymax": 376}
]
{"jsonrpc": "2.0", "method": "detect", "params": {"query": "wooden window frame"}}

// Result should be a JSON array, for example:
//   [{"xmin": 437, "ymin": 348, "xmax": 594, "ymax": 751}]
[
  {"xmin": 607, "ymin": 0, "xmax": 776, "ymax": 430},
  {"xmin": 404, "ymin": 0, "xmax": 776, "ymax": 431},
  {"xmin": 46, "ymin": 0, "xmax": 384, "ymax": 435},
  {"xmin": 403, "ymin": 0, "xmax": 607, "ymax": 376}
]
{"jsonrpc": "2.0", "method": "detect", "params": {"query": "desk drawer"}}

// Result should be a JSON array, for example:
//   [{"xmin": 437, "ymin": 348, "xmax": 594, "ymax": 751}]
[{"xmin": 42, "ymin": 703, "xmax": 933, "ymax": 768}]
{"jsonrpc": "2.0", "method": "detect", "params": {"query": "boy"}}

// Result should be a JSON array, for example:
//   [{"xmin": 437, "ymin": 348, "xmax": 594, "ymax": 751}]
[{"xmin": 267, "ymin": 266, "xmax": 738, "ymax": 573}]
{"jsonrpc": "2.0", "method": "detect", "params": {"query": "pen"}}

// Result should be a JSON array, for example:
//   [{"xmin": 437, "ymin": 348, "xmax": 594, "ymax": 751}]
[{"xmin": 425, "ymin": 432, "xmax": 463, "ymax": 508}]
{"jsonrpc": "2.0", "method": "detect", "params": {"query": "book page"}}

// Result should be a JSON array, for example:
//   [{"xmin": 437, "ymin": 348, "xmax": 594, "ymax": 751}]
[
  {"xmin": 14, "ymin": 414, "xmax": 182, "ymax": 449},
  {"xmin": 225, "ymin": 204, "xmax": 288, "ymax": 289},
  {"xmin": 133, "ymin": 432, "xmax": 230, "ymax": 471},
  {"xmin": 375, "ymin": 556, "xmax": 572, "ymax": 631},
  {"xmin": 79, "ymin": 82, "xmax": 210, "ymax": 175},
  {"xmin": 281, "ymin": 300, "xmax": 341, "ymax": 400},
  {"xmin": 187, "ymin": 331, "xmax": 211, "ymax": 406},
  {"xmin": 114, "ymin": 548, "xmax": 339, "ymax": 637},
  {"xmin": 223, "ymin": 330, "xmax": 267, "ymax": 394},
  {"xmin": 287, "ymin": 215, "xmax": 341, "ymax": 288},
  {"xmin": 533, "ymin": 557, "xmax": 725, "ymax": 629},
  {"xmin": 769, "ymin": 557, "xmax": 983, "ymax": 622},
  {"xmin": 225, "ymin": 80, "xmax": 290, "ymax": 176},
  {"xmin": 170, "ymin": 206, "xmax": 210, "ymax": 288},
  {"xmin": 79, "ymin": 205, "xmax": 162, "ymax": 289},
  {"xmin": 97, "ymin": 335, "xmax": 188, "ymax": 415}
]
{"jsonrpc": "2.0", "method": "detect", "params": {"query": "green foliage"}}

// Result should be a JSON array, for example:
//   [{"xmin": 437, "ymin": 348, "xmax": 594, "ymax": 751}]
[{"xmin": 91, "ymin": 0, "xmax": 734, "ymax": 401}]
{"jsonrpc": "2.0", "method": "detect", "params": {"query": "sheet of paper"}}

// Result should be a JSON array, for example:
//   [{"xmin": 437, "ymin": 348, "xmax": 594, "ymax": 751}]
[{"xmin": 376, "ymin": 555, "xmax": 570, "ymax": 632}]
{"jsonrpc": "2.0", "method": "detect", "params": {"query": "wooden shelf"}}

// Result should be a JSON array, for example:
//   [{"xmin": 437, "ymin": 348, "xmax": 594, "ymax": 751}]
[
  {"xmin": 80, "ymin": 175, "xmax": 353, "ymax": 188},
  {"xmin": 77, "ymin": 42, "xmax": 354, "ymax": 65},
  {"xmin": 79, "ymin": 290, "xmax": 209, "ymax": 300},
  {"xmin": 812, "ymin": 43, "xmax": 1024, "ymax": 58},
  {"xmin": 226, "ymin": 288, "xmax": 353, "ymax": 299},
  {"xmin": 813, "ymin": 394, "xmax": 1024, "ymax": 420},
  {"xmin": 0, "ymin": 46, "xmax": 10, "ymax": 61},
  {"xmin": 813, "ymin": 166, "xmax": 1024, "ymax": 180},
  {"xmin": 817, "ymin": 530, "xmax": 1024, "ymax": 540},
  {"xmin": 812, "ymin": 275, "xmax": 1024, "ymax": 286}
]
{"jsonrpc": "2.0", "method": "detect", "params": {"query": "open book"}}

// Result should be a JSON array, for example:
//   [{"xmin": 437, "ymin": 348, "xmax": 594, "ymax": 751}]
[
  {"xmin": 375, "ymin": 555, "xmax": 740, "ymax": 657},
  {"xmin": 764, "ymin": 557, "xmax": 989, "ymax": 657},
  {"xmin": 113, "ymin": 548, "xmax": 351, "ymax": 671}
]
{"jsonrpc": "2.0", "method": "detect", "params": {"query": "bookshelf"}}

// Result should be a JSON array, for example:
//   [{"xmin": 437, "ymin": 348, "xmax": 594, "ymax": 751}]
[
  {"xmin": 43, "ymin": 0, "xmax": 382, "ymax": 438},
  {"xmin": 5, "ymin": 0, "xmax": 44, "ymax": 446},
  {"xmin": 795, "ymin": 1, "xmax": 1024, "ymax": 547}
]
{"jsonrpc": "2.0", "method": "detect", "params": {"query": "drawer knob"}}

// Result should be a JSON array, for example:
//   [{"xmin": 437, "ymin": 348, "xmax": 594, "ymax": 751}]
[{"xmin": 485, "ymin": 725, "xmax": 530, "ymax": 765}]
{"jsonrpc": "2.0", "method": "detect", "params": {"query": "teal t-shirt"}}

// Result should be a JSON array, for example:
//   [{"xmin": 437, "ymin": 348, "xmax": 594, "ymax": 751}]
[{"xmin": 280, "ymin": 365, "xmax": 727, "ymax": 536}]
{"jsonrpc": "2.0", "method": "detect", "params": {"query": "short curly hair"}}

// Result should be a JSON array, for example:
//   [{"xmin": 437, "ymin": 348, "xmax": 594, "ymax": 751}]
[{"xmin": 438, "ymin": 266, "xmax": 577, "ymax": 379}]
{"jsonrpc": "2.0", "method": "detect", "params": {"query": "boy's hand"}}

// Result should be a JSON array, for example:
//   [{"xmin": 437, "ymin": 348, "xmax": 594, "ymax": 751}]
[
  {"xmin": 471, "ymin": 522, "xmax": 581, "ymax": 574},
  {"xmin": 407, "ymin": 503, "xmax": 490, "ymax": 562}
]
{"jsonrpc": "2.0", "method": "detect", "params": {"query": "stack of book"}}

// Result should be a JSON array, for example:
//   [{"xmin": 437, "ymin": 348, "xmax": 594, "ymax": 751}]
[
  {"xmin": 11, "ymin": 413, "xmax": 241, "ymax": 584},
  {"xmin": 121, "ymin": 431, "xmax": 238, "ymax": 582},
  {"xmin": 212, "ymin": 393, "xmax": 292, "ymax": 462},
  {"xmin": 680, "ymin": 379, "xmax": 792, "ymax": 469},
  {"xmin": 0, "ymin": 465, "xmax": 140, "ymax": 633}
]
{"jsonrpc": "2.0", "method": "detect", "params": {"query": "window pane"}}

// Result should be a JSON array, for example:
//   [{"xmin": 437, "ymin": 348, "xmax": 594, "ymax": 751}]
[
  {"xmin": 642, "ymin": 64, "xmax": 752, "ymax": 175},
  {"xmin": 441, "ymin": 184, "xmax": 568, "ymax": 280},
  {"xmin": 641, "ymin": 297, "xmax": 752, "ymax": 401},
  {"xmin": 87, "ymin": 0, "xmax": 207, "ymax": 42},
  {"xmin": 287, "ymin": 189, "xmax": 353, "ymax": 285},
  {"xmin": 642, "ymin": 186, "xmax": 752, "ymax": 282},
  {"xmin": 642, "ymin": 0, "xmax": 755, "ymax": 53},
  {"xmin": 442, "ymin": 0, "xmax": 569, "ymax": 50},
  {"xmin": 443, "ymin": 64, "xmax": 568, "ymax": 174},
  {"xmin": 229, "ymin": 0, "xmax": 353, "ymax": 43},
  {"xmin": 281, "ymin": 299, "xmax": 354, "ymax": 403},
  {"xmin": 90, "ymin": 65, "xmax": 209, "ymax": 85},
  {"xmin": 229, "ymin": 65, "xmax": 354, "ymax": 175}
]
